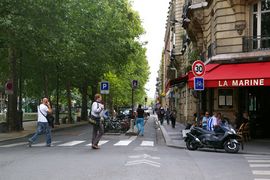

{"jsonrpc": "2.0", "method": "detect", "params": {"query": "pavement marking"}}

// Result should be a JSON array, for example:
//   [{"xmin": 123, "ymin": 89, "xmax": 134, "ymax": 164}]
[
  {"xmin": 86, "ymin": 140, "xmax": 109, "ymax": 146},
  {"xmin": 125, "ymin": 159, "xmax": 160, "ymax": 167},
  {"xmin": 134, "ymin": 147, "xmax": 158, "ymax": 151},
  {"xmin": 250, "ymin": 164, "xmax": 270, "ymax": 168},
  {"xmin": 252, "ymin": 171, "xmax": 270, "ymax": 175},
  {"xmin": 248, "ymin": 160, "xmax": 270, "ymax": 163},
  {"xmin": 114, "ymin": 136, "xmax": 137, "ymax": 146},
  {"xmin": 244, "ymin": 155, "xmax": 270, "ymax": 159},
  {"xmin": 0, "ymin": 142, "xmax": 27, "ymax": 148},
  {"xmin": 129, "ymin": 154, "xmax": 160, "ymax": 160},
  {"xmin": 58, "ymin": 140, "xmax": 85, "ymax": 146},
  {"xmin": 140, "ymin": 141, "xmax": 154, "ymax": 146},
  {"xmin": 32, "ymin": 141, "xmax": 60, "ymax": 147}
]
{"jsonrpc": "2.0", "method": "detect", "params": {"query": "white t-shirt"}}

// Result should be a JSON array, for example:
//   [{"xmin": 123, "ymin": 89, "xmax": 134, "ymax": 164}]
[
  {"xmin": 38, "ymin": 104, "xmax": 48, "ymax": 122},
  {"xmin": 91, "ymin": 102, "xmax": 104, "ymax": 118}
]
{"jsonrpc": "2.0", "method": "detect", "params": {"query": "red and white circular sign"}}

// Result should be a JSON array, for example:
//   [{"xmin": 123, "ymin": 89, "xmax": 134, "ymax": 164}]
[{"xmin": 192, "ymin": 60, "xmax": 205, "ymax": 77}]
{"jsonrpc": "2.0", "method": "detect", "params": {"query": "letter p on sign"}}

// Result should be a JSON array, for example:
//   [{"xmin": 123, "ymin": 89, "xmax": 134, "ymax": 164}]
[{"xmin": 100, "ymin": 81, "xmax": 109, "ymax": 94}]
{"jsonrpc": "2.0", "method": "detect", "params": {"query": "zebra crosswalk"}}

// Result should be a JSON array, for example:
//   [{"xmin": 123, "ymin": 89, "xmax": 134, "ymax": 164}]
[
  {"xmin": 0, "ymin": 136, "xmax": 155, "ymax": 148},
  {"xmin": 244, "ymin": 154, "xmax": 270, "ymax": 180}
]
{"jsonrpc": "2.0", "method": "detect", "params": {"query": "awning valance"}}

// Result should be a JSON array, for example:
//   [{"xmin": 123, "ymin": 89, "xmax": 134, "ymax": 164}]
[{"xmin": 166, "ymin": 75, "xmax": 188, "ymax": 93}]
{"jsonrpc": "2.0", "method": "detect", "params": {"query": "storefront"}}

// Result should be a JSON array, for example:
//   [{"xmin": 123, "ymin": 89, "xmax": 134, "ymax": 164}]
[{"xmin": 188, "ymin": 61, "xmax": 270, "ymax": 138}]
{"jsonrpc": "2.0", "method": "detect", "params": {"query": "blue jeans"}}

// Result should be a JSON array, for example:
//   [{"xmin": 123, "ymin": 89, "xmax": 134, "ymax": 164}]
[
  {"xmin": 29, "ymin": 122, "xmax": 51, "ymax": 145},
  {"xmin": 136, "ymin": 118, "xmax": 144, "ymax": 135}
]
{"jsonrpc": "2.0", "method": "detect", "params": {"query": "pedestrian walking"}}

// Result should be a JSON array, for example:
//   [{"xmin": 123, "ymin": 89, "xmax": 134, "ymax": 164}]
[
  {"xmin": 165, "ymin": 108, "xmax": 170, "ymax": 125},
  {"xmin": 136, "ymin": 104, "xmax": 145, "ymax": 136},
  {"xmin": 90, "ymin": 94, "xmax": 104, "ymax": 149},
  {"xmin": 28, "ymin": 97, "xmax": 52, "ymax": 147},
  {"xmin": 158, "ymin": 107, "xmax": 165, "ymax": 125},
  {"xmin": 170, "ymin": 108, "xmax": 177, "ymax": 128}
]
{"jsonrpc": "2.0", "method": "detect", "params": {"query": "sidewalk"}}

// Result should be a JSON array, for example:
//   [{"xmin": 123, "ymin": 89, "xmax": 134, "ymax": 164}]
[
  {"xmin": 157, "ymin": 116, "xmax": 270, "ymax": 155},
  {"xmin": 0, "ymin": 121, "xmax": 89, "ymax": 142}
]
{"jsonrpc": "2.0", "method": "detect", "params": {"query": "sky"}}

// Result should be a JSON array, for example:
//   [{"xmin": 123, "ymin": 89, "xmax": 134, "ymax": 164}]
[{"xmin": 131, "ymin": 0, "xmax": 170, "ymax": 98}]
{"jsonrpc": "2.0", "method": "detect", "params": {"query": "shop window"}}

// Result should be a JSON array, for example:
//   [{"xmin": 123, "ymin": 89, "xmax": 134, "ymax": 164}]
[{"xmin": 218, "ymin": 89, "xmax": 233, "ymax": 107}]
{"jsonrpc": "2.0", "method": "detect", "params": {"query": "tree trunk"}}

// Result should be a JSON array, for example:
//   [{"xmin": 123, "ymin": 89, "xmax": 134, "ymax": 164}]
[
  {"xmin": 66, "ymin": 81, "xmax": 73, "ymax": 124},
  {"xmin": 44, "ymin": 74, "xmax": 48, "ymax": 98},
  {"xmin": 55, "ymin": 65, "xmax": 60, "ymax": 125},
  {"xmin": 7, "ymin": 46, "xmax": 19, "ymax": 131},
  {"xmin": 81, "ymin": 80, "xmax": 88, "ymax": 121},
  {"xmin": 91, "ymin": 83, "xmax": 98, "ymax": 101}
]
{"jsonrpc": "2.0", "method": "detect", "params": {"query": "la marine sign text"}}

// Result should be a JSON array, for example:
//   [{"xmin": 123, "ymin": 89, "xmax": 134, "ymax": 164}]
[{"xmin": 218, "ymin": 78, "xmax": 265, "ymax": 87}]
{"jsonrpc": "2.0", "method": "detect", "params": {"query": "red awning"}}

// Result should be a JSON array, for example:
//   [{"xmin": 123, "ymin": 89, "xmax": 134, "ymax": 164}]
[
  {"xmin": 166, "ymin": 75, "xmax": 188, "ymax": 93},
  {"xmin": 188, "ymin": 61, "xmax": 270, "ymax": 88}
]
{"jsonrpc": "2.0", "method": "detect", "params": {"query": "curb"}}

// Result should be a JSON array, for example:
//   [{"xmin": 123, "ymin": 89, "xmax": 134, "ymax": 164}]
[{"xmin": 155, "ymin": 118, "xmax": 186, "ymax": 149}]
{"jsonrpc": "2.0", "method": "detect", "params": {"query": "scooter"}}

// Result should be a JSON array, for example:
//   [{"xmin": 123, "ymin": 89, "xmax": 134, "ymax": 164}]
[{"xmin": 185, "ymin": 124, "xmax": 241, "ymax": 153}]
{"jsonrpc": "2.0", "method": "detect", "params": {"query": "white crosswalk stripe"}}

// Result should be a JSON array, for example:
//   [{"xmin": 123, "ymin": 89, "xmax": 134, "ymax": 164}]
[
  {"xmin": 114, "ymin": 136, "xmax": 137, "ymax": 146},
  {"xmin": 244, "ymin": 155, "xmax": 270, "ymax": 180},
  {"xmin": 86, "ymin": 140, "xmax": 109, "ymax": 147},
  {"xmin": 0, "ymin": 142, "xmax": 28, "ymax": 147},
  {"xmin": 58, "ymin": 140, "xmax": 85, "ymax": 146},
  {"xmin": 140, "ymin": 141, "xmax": 154, "ymax": 146},
  {"xmin": 32, "ymin": 141, "xmax": 61, "ymax": 147}
]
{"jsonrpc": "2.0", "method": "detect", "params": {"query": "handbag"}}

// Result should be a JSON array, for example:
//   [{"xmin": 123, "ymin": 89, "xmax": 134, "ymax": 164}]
[
  {"xmin": 89, "ymin": 115, "xmax": 100, "ymax": 126},
  {"xmin": 39, "ymin": 107, "xmax": 54, "ymax": 127}
]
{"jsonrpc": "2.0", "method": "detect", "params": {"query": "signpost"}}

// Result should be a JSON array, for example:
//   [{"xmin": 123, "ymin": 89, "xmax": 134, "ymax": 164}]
[
  {"xmin": 194, "ymin": 77, "xmax": 204, "ymax": 91},
  {"xmin": 132, "ymin": 80, "xmax": 138, "ymax": 89},
  {"xmin": 192, "ymin": 60, "xmax": 205, "ymax": 77},
  {"xmin": 131, "ymin": 80, "xmax": 138, "ymax": 118},
  {"xmin": 192, "ymin": 60, "xmax": 205, "ymax": 126},
  {"xmin": 100, "ymin": 81, "xmax": 109, "ymax": 94},
  {"xmin": 5, "ymin": 80, "xmax": 13, "ymax": 95}
]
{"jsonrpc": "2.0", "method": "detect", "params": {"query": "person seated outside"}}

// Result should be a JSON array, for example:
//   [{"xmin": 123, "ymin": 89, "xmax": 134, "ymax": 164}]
[
  {"xmin": 207, "ymin": 113, "xmax": 221, "ymax": 132},
  {"xmin": 202, "ymin": 112, "xmax": 210, "ymax": 130},
  {"xmin": 214, "ymin": 113, "xmax": 224, "ymax": 133},
  {"xmin": 207, "ymin": 112, "xmax": 218, "ymax": 131}
]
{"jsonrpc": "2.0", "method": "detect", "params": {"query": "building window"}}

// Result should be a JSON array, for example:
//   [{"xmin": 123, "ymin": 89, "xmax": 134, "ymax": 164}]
[
  {"xmin": 252, "ymin": 0, "xmax": 270, "ymax": 49},
  {"xmin": 218, "ymin": 89, "xmax": 233, "ymax": 107}
]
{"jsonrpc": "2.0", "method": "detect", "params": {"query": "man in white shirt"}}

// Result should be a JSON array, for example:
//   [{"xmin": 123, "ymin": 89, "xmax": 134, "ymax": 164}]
[{"xmin": 28, "ymin": 98, "xmax": 52, "ymax": 147}]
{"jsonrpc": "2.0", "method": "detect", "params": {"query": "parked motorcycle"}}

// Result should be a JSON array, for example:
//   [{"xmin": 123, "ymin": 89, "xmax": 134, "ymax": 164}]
[{"xmin": 185, "ymin": 124, "xmax": 241, "ymax": 153}]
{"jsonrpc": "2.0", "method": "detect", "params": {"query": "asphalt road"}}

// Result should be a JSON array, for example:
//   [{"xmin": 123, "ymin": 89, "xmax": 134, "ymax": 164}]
[{"xmin": 0, "ymin": 116, "xmax": 269, "ymax": 180}]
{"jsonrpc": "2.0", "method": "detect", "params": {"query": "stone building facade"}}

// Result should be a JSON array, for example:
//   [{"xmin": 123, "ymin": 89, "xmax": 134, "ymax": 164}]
[{"xmin": 159, "ymin": 0, "xmax": 270, "ymax": 138}]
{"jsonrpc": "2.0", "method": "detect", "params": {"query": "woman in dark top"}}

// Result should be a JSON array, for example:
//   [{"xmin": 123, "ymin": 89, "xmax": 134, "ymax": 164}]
[{"xmin": 136, "ymin": 104, "xmax": 145, "ymax": 136}]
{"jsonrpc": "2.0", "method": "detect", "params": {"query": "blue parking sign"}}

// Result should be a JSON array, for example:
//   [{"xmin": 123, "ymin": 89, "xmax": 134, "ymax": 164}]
[
  {"xmin": 100, "ymin": 81, "xmax": 109, "ymax": 94},
  {"xmin": 194, "ymin": 77, "xmax": 204, "ymax": 91}
]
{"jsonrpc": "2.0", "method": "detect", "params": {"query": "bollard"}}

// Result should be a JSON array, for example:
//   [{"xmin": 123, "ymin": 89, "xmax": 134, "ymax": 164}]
[
  {"xmin": 125, "ymin": 118, "xmax": 138, "ymax": 136},
  {"xmin": 130, "ymin": 119, "xmax": 135, "ymax": 131}
]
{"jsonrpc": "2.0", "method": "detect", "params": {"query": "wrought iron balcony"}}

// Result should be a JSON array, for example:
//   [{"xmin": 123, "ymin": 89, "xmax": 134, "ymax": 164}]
[{"xmin": 243, "ymin": 36, "xmax": 270, "ymax": 52}]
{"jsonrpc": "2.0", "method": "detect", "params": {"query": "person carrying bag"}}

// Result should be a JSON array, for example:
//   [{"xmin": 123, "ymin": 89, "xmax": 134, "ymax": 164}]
[
  {"xmin": 90, "ymin": 94, "xmax": 104, "ymax": 149},
  {"xmin": 28, "ymin": 98, "xmax": 52, "ymax": 147}
]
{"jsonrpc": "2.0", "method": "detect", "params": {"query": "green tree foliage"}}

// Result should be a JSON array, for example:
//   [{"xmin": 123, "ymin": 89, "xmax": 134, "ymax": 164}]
[{"xmin": 0, "ymin": 0, "xmax": 149, "ymax": 129}]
